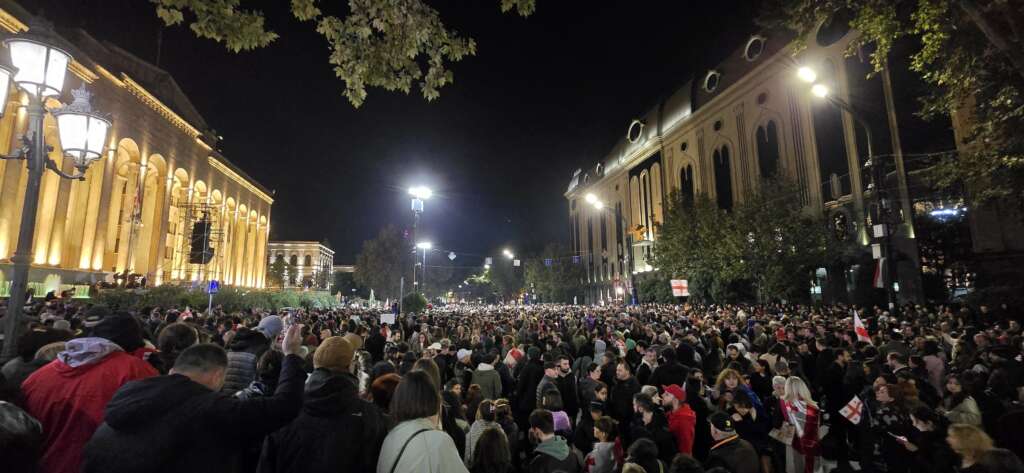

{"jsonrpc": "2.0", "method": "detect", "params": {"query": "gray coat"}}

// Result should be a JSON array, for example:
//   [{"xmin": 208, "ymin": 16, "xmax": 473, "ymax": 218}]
[
  {"xmin": 376, "ymin": 418, "xmax": 468, "ymax": 473},
  {"xmin": 470, "ymin": 364, "xmax": 502, "ymax": 401}
]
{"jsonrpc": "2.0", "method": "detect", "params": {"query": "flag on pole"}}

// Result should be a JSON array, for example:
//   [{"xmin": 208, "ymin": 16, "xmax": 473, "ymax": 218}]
[
  {"xmin": 839, "ymin": 395, "xmax": 864, "ymax": 424},
  {"xmin": 873, "ymin": 257, "xmax": 886, "ymax": 289},
  {"xmin": 854, "ymin": 312, "xmax": 872, "ymax": 344}
]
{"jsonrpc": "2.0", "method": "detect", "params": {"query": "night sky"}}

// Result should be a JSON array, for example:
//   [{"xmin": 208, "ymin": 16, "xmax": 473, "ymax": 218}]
[{"xmin": 24, "ymin": 0, "xmax": 760, "ymax": 264}]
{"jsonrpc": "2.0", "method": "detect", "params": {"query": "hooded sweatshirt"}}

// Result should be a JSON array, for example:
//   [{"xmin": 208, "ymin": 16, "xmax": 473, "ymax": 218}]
[
  {"xmin": 470, "ymin": 363, "xmax": 502, "ymax": 401},
  {"xmin": 21, "ymin": 337, "xmax": 157, "ymax": 473},
  {"xmin": 528, "ymin": 435, "xmax": 580, "ymax": 473}
]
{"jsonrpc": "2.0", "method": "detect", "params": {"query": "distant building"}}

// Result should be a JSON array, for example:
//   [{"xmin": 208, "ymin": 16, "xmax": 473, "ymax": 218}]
[
  {"xmin": 0, "ymin": 3, "xmax": 272, "ymax": 296},
  {"xmin": 268, "ymin": 241, "xmax": 334, "ymax": 289},
  {"xmin": 333, "ymin": 265, "xmax": 354, "ymax": 273}
]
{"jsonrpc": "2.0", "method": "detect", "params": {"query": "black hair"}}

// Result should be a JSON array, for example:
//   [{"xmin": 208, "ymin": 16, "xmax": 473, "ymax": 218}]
[
  {"xmin": 628, "ymin": 437, "xmax": 660, "ymax": 463},
  {"xmin": 470, "ymin": 428, "xmax": 512, "ymax": 473},
  {"xmin": 529, "ymin": 409, "xmax": 555, "ymax": 434},
  {"xmin": 172, "ymin": 343, "xmax": 228, "ymax": 373},
  {"xmin": 732, "ymin": 388, "xmax": 754, "ymax": 408},
  {"xmin": 391, "ymin": 370, "xmax": 441, "ymax": 423},
  {"xmin": 671, "ymin": 454, "xmax": 705, "ymax": 473}
]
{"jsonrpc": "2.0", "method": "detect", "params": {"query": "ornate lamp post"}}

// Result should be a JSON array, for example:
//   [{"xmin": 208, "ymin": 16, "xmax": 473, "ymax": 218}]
[
  {"xmin": 585, "ymin": 193, "xmax": 636, "ymax": 305},
  {"xmin": 1, "ymin": 25, "xmax": 113, "ymax": 362}
]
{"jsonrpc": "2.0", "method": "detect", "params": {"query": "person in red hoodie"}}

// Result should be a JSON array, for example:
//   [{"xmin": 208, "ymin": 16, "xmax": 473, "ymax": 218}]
[
  {"xmin": 20, "ymin": 312, "xmax": 158, "ymax": 473},
  {"xmin": 663, "ymin": 383, "xmax": 697, "ymax": 455}
]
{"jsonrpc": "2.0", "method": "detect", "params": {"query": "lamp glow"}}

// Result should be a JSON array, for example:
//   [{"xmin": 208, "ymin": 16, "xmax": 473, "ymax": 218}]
[
  {"xmin": 811, "ymin": 84, "xmax": 829, "ymax": 98},
  {"xmin": 584, "ymin": 193, "xmax": 597, "ymax": 204},
  {"xmin": 0, "ymin": 63, "xmax": 15, "ymax": 117},
  {"xmin": 593, "ymin": 201, "xmax": 604, "ymax": 210},
  {"xmin": 797, "ymin": 66, "xmax": 817, "ymax": 84},
  {"xmin": 416, "ymin": 241, "xmax": 432, "ymax": 250},
  {"xmin": 52, "ymin": 86, "xmax": 111, "ymax": 169},
  {"xmin": 408, "ymin": 186, "xmax": 433, "ymax": 200},
  {"xmin": 5, "ymin": 37, "xmax": 70, "ymax": 97}
]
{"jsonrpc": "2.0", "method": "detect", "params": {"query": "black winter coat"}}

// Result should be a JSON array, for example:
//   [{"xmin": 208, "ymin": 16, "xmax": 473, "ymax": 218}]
[
  {"xmin": 515, "ymin": 359, "xmax": 545, "ymax": 415},
  {"xmin": 705, "ymin": 436, "xmax": 760, "ymax": 473},
  {"xmin": 82, "ymin": 354, "xmax": 305, "ymax": 473},
  {"xmin": 649, "ymin": 362, "xmax": 689, "ymax": 388},
  {"xmin": 258, "ymin": 369, "xmax": 385, "ymax": 473},
  {"xmin": 610, "ymin": 376, "xmax": 641, "ymax": 429}
]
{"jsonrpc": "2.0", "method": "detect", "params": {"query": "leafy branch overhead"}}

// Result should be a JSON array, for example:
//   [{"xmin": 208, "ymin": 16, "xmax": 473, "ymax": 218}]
[{"xmin": 152, "ymin": 0, "xmax": 535, "ymax": 107}]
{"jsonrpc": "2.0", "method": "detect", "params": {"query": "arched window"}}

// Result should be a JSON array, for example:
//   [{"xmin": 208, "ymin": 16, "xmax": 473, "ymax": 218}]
[
  {"xmin": 680, "ymin": 164, "xmax": 695, "ymax": 207},
  {"xmin": 812, "ymin": 60, "xmax": 850, "ymax": 202},
  {"xmin": 274, "ymin": 253, "xmax": 283, "ymax": 263},
  {"xmin": 756, "ymin": 120, "xmax": 781, "ymax": 179},
  {"xmin": 714, "ymin": 146, "xmax": 734, "ymax": 211},
  {"xmin": 289, "ymin": 254, "xmax": 298, "ymax": 266},
  {"xmin": 304, "ymin": 255, "xmax": 312, "ymax": 267}
]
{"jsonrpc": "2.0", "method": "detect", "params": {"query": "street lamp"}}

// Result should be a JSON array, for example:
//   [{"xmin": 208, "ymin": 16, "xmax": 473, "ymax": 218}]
[
  {"xmin": 408, "ymin": 185, "xmax": 431, "ymax": 292},
  {"xmin": 503, "ymin": 248, "xmax": 514, "ymax": 259},
  {"xmin": 796, "ymin": 65, "xmax": 897, "ymax": 312},
  {"xmin": 586, "ymin": 196, "xmax": 637, "ymax": 305},
  {"xmin": 1, "ymin": 23, "xmax": 113, "ymax": 362},
  {"xmin": 416, "ymin": 241, "xmax": 432, "ymax": 296}
]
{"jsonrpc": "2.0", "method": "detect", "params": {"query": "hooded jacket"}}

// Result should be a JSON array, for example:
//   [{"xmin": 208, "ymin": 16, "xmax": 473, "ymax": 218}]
[
  {"xmin": 82, "ymin": 353, "xmax": 305, "ymax": 473},
  {"xmin": 21, "ymin": 337, "xmax": 157, "ymax": 473},
  {"xmin": 529, "ymin": 435, "xmax": 581, "ymax": 473},
  {"xmin": 222, "ymin": 329, "xmax": 271, "ymax": 393},
  {"xmin": 471, "ymin": 363, "xmax": 502, "ymax": 401},
  {"xmin": 258, "ymin": 369, "xmax": 386, "ymax": 473}
]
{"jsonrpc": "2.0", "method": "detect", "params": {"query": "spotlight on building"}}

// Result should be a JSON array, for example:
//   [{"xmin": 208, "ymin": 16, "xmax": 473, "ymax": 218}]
[
  {"xmin": 584, "ymin": 193, "xmax": 598, "ymax": 204},
  {"xmin": 810, "ymin": 84, "xmax": 830, "ymax": 98}
]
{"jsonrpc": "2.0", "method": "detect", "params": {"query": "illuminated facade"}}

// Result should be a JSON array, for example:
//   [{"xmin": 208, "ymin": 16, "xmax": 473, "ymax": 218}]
[
  {"xmin": 268, "ymin": 241, "xmax": 334, "ymax": 290},
  {"xmin": 566, "ymin": 21, "xmax": 961, "ymax": 304},
  {"xmin": 0, "ymin": 5, "xmax": 272, "ymax": 293}
]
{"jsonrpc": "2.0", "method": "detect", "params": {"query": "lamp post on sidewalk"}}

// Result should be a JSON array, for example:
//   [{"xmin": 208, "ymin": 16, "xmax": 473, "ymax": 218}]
[
  {"xmin": 797, "ymin": 66, "xmax": 898, "ymax": 313},
  {"xmin": 1, "ymin": 23, "xmax": 113, "ymax": 362}
]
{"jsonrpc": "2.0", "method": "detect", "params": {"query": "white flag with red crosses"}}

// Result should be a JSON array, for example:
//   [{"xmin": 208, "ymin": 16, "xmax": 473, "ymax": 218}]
[{"xmin": 840, "ymin": 395, "xmax": 864, "ymax": 425}]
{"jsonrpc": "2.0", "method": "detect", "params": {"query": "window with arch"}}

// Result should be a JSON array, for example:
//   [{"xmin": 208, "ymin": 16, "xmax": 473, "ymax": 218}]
[
  {"xmin": 289, "ymin": 254, "xmax": 298, "ymax": 266},
  {"xmin": 756, "ymin": 120, "xmax": 781, "ymax": 179},
  {"xmin": 304, "ymin": 255, "xmax": 313, "ymax": 267},
  {"xmin": 811, "ymin": 60, "xmax": 851, "ymax": 201},
  {"xmin": 713, "ymin": 145, "xmax": 734, "ymax": 211},
  {"xmin": 680, "ymin": 164, "xmax": 695, "ymax": 207}
]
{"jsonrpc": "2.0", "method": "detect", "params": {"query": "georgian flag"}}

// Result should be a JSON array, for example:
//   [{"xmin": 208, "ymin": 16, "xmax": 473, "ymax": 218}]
[
  {"xmin": 839, "ymin": 395, "xmax": 864, "ymax": 424},
  {"xmin": 872, "ymin": 257, "xmax": 886, "ymax": 289},
  {"xmin": 854, "ymin": 313, "xmax": 872, "ymax": 344}
]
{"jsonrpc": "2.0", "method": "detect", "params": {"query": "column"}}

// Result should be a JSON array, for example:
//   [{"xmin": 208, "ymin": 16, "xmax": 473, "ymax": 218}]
[
  {"xmin": 152, "ymin": 173, "xmax": 174, "ymax": 284},
  {"xmin": 90, "ymin": 150, "xmax": 117, "ymax": 271}
]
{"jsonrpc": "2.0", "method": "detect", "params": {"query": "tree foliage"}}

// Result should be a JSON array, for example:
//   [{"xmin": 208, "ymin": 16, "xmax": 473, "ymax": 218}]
[
  {"xmin": 266, "ymin": 257, "xmax": 286, "ymax": 289},
  {"xmin": 151, "ymin": 0, "xmax": 535, "ymax": 107},
  {"xmin": 488, "ymin": 255, "xmax": 524, "ymax": 299},
  {"xmin": 524, "ymin": 243, "xmax": 585, "ymax": 303},
  {"xmin": 654, "ymin": 181, "xmax": 843, "ymax": 303},
  {"xmin": 354, "ymin": 225, "xmax": 410, "ymax": 300},
  {"xmin": 761, "ymin": 0, "xmax": 1024, "ymax": 203}
]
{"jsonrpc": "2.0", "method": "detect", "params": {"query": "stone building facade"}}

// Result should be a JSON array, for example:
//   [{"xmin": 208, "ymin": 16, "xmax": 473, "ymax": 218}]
[
  {"xmin": 268, "ymin": 241, "xmax": 335, "ymax": 290},
  {"xmin": 565, "ymin": 20, "xmax": 964, "ymax": 304},
  {"xmin": 0, "ymin": 3, "xmax": 272, "ymax": 294}
]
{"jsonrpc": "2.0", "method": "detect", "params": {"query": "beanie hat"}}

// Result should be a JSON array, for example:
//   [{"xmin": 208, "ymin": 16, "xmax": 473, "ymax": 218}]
[
  {"xmin": 342, "ymin": 332, "xmax": 363, "ymax": 351},
  {"xmin": 256, "ymin": 315, "xmax": 284, "ymax": 340},
  {"xmin": 313, "ymin": 336, "xmax": 354, "ymax": 374},
  {"xmin": 92, "ymin": 314, "xmax": 144, "ymax": 352}
]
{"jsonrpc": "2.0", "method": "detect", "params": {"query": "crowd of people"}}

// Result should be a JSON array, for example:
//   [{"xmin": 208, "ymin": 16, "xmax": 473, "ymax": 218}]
[{"xmin": 2, "ymin": 296, "xmax": 1023, "ymax": 473}]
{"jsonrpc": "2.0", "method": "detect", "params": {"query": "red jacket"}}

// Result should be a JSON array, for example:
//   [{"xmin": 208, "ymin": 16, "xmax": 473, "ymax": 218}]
[
  {"xmin": 21, "ymin": 351, "xmax": 157, "ymax": 473},
  {"xmin": 667, "ymin": 403, "xmax": 697, "ymax": 455}
]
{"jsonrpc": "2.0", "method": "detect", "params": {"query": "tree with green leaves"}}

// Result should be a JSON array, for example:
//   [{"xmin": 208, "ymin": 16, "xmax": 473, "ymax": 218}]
[
  {"xmin": 151, "ymin": 0, "xmax": 536, "ymax": 107},
  {"xmin": 285, "ymin": 260, "xmax": 299, "ymax": 287},
  {"xmin": 524, "ymin": 243, "xmax": 585, "ymax": 303},
  {"xmin": 332, "ymin": 270, "xmax": 367, "ymax": 297},
  {"xmin": 354, "ymin": 225, "xmax": 410, "ymax": 300},
  {"xmin": 488, "ymin": 255, "xmax": 524, "ymax": 300},
  {"xmin": 761, "ymin": 0, "xmax": 1024, "ymax": 203},
  {"xmin": 266, "ymin": 257, "xmax": 286, "ymax": 289}
]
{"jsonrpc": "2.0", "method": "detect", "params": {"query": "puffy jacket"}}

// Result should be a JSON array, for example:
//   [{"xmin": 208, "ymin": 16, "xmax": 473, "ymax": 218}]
[
  {"xmin": 82, "ymin": 353, "xmax": 305, "ymax": 473},
  {"xmin": 0, "ymin": 400, "xmax": 43, "ymax": 473},
  {"xmin": 259, "ymin": 369, "xmax": 385, "ymax": 473},
  {"xmin": 21, "ymin": 338, "xmax": 157, "ymax": 473},
  {"xmin": 222, "ymin": 329, "xmax": 270, "ymax": 393}
]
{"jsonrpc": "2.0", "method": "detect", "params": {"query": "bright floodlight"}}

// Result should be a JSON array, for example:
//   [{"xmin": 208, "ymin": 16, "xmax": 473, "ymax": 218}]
[
  {"xmin": 408, "ymin": 186, "xmax": 433, "ymax": 200},
  {"xmin": 811, "ymin": 84, "xmax": 829, "ymax": 98},
  {"xmin": 797, "ymin": 66, "xmax": 817, "ymax": 84},
  {"xmin": 593, "ymin": 201, "xmax": 604, "ymax": 210},
  {"xmin": 484, "ymin": 264, "xmax": 491, "ymax": 269},
  {"xmin": 416, "ymin": 241, "xmax": 432, "ymax": 250},
  {"xmin": 502, "ymin": 248, "xmax": 512, "ymax": 256},
  {"xmin": 584, "ymin": 193, "xmax": 598, "ymax": 204}
]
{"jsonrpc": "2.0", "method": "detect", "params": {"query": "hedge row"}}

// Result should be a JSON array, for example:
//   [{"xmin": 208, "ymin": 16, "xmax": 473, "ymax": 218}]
[{"xmin": 93, "ymin": 286, "xmax": 340, "ymax": 313}]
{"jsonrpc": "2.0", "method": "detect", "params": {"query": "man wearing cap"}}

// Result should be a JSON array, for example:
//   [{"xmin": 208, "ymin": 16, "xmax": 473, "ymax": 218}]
[
  {"xmin": 22, "ymin": 313, "xmax": 158, "ymax": 473},
  {"xmin": 705, "ymin": 412, "xmax": 759, "ymax": 473},
  {"xmin": 663, "ymin": 383, "xmax": 697, "ymax": 456},
  {"xmin": 82, "ymin": 323, "xmax": 306, "ymax": 473},
  {"xmin": 258, "ymin": 336, "xmax": 386, "ymax": 473}
]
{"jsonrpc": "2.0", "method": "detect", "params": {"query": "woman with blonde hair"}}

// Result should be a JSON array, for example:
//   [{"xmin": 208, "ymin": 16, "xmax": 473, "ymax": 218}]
[
  {"xmin": 781, "ymin": 377, "xmax": 820, "ymax": 473},
  {"xmin": 947, "ymin": 424, "xmax": 994, "ymax": 473}
]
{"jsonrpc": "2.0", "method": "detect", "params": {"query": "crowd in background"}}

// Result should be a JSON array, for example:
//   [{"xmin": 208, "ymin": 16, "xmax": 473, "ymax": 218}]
[{"xmin": 2, "ymin": 295, "xmax": 1024, "ymax": 473}]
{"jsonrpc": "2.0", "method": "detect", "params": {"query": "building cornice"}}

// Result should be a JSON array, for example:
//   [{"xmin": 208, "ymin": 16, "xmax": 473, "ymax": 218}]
[
  {"xmin": 0, "ymin": 8, "xmax": 26, "ymax": 33},
  {"xmin": 208, "ymin": 156, "xmax": 274, "ymax": 205},
  {"xmin": 120, "ymin": 75, "xmax": 203, "ymax": 139}
]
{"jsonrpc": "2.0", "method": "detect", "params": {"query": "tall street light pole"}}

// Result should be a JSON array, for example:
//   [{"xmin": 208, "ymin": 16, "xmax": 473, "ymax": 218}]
[
  {"xmin": 416, "ymin": 241, "xmax": 431, "ymax": 298},
  {"xmin": 798, "ymin": 67, "xmax": 898, "ymax": 314},
  {"xmin": 408, "ymin": 186, "xmax": 431, "ymax": 294},
  {"xmin": 585, "ymin": 193, "xmax": 636, "ymax": 305},
  {"xmin": 1, "ymin": 23, "xmax": 113, "ymax": 362}
]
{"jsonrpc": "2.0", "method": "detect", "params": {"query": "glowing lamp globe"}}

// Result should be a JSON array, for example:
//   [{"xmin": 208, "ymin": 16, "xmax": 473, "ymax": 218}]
[{"xmin": 4, "ymin": 36, "xmax": 70, "ymax": 97}]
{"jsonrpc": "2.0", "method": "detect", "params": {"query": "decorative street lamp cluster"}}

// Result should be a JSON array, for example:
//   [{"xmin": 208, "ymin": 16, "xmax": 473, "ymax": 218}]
[
  {"xmin": 796, "ymin": 65, "xmax": 898, "ymax": 312},
  {"xmin": 1, "ymin": 21, "xmax": 114, "ymax": 362}
]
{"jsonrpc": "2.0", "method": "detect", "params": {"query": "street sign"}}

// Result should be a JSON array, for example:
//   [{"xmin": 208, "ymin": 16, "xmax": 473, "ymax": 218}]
[
  {"xmin": 207, "ymin": 280, "xmax": 220, "ymax": 294},
  {"xmin": 485, "ymin": 257, "xmax": 493, "ymax": 265},
  {"xmin": 448, "ymin": 251, "xmax": 456, "ymax": 261},
  {"xmin": 513, "ymin": 259, "xmax": 520, "ymax": 267},
  {"xmin": 670, "ymin": 279, "xmax": 689, "ymax": 297}
]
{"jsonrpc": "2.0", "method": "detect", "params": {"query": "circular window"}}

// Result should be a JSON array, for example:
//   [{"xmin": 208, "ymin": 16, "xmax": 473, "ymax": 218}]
[
  {"xmin": 757, "ymin": 92, "xmax": 769, "ymax": 105},
  {"xmin": 713, "ymin": 120, "xmax": 723, "ymax": 132},
  {"xmin": 744, "ymin": 35, "xmax": 766, "ymax": 61},
  {"xmin": 816, "ymin": 10, "xmax": 852, "ymax": 47},
  {"xmin": 703, "ymin": 70, "xmax": 721, "ymax": 93},
  {"xmin": 596, "ymin": 163, "xmax": 604, "ymax": 176},
  {"xmin": 680, "ymin": 141, "xmax": 689, "ymax": 152},
  {"xmin": 626, "ymin": 119, "xmax": 645, "ymax": 143}
]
